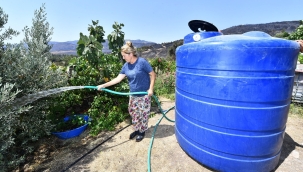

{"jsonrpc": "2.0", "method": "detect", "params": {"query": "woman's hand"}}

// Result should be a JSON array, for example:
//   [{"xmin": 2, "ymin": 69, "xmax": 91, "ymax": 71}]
[
  {"xmin": 147, "ymin": 89, "xmax": 153, "ymax": 97},
  {"xmin": 97, "ymin": 84, "xmax": 105, "ymax": 91},
  {"xmin": 296, "ymin": 40, "xmax": 303, "ymax": 53}
]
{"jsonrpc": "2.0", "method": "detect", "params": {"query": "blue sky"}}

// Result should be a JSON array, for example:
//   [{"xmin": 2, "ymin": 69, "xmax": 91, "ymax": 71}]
[{"xmin": 1, "ymin": 0, "xmax": 302, "ymax": 44}]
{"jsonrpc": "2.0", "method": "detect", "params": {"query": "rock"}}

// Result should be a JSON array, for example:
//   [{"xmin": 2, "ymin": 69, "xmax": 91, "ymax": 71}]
[
  {"xmin": 292, "ymin": 150, "xmax": 300, "ymax": 159},
  {"xmin": 23, "ymin": 164, "xmax": 33, "ymax": 172}
]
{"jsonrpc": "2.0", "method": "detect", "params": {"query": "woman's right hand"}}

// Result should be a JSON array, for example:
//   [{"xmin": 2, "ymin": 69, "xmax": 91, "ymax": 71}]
[
  {"xmin": 97, "ymin": 84, "xmax": 105, "ymax": 91},
  {"xmin": 96, "ymin": 74, "xmax": 125, "ymax": 91}
]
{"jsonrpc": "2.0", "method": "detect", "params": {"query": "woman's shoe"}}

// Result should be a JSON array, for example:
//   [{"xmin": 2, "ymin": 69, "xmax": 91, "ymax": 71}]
[
  {"xmin": 136, "ymin": 131, "xmax": 145, "ymax": 142},
  {"xmin": 129, "ymin": 131, "xmax": 139, "ymax": 139}
]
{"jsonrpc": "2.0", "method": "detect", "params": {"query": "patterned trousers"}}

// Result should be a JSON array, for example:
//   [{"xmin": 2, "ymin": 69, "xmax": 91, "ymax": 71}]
[{"xmin": 128, "ymin": 95, "xmax": 151, "ymax": 133}]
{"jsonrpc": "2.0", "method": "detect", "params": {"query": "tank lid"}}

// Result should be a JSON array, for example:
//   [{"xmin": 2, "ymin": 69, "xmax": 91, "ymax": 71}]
[{"xmin": 188, "ymin": 20, "xmax": 219, "ymax": 32}]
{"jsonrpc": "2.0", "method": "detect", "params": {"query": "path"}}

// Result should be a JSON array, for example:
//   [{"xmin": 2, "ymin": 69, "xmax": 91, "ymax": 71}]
[{"xmin": 26, "ymin": 98, "xmax": 303, "ymax": 172}]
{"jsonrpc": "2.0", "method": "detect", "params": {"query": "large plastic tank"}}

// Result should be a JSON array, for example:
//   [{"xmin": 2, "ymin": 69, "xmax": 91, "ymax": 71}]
[{"xmin": 175, "ymin": 20, "xmax": 300, "ymax": 172}]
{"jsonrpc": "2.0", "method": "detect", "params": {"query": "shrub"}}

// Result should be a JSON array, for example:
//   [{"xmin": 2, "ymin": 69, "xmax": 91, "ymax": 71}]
[
  {"xmin": 152, "ymin": 58, "xmax": 176, "ymax": 100},
  {"xmin": 0, "ymin": 79, "xmax": 32, "ymax": 170},
  {"xmin": 48, "ymin": 21, "xmax": 130, "ymax": 136},
  {"xmin": 0, "ymin": 4, "xmax": 67, "ymax": 170}
]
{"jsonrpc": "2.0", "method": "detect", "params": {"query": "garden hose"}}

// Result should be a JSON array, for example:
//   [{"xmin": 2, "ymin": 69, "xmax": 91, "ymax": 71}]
[{"xmin": 84, "ymin": 86, "xmax": 175, "ymax": 172}]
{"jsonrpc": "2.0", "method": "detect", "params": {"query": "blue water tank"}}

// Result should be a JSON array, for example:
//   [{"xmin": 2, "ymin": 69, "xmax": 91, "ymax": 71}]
[{"xmin": 175, "ymin": 30, "xmax": 300, "ymax": 172}]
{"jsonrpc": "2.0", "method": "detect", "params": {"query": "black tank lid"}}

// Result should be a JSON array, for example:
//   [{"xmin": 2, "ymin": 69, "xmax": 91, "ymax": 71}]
[{"xmin": 188, "ymin": 20, "xmax": 219, "ymax": 32}]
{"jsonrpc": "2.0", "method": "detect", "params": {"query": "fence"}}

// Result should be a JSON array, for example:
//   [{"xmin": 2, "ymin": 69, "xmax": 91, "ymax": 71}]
[{"xmin": 292, "ymin": 64, "xmax": 303, "ymax": 103}]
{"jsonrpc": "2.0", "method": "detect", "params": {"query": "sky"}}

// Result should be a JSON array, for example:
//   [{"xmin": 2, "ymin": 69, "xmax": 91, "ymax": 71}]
[{"xmin": 1, "ymin": 0, "xmax": 302, "ymax": 44}]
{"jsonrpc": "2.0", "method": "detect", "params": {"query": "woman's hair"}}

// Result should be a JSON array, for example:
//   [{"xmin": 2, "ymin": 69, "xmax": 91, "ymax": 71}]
[{"xmin": 121, "ymin": 41, "xmax": 137, "ymax": 56}]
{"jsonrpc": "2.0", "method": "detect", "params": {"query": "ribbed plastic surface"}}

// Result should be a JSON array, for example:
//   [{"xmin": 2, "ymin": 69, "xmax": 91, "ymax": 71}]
[{"xmin": 175, "ymin": 31, "xmax": 300, "ymax": 172}]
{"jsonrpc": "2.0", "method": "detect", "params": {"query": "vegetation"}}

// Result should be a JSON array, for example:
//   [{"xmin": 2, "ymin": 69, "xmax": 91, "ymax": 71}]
[
  {"xmin": 149, "ymin": 57, "xmax": 176, "ymax": 100},
  {"xmin": 107, "ymin": 22, "xmax": 125, "ymax": 62},
  {"xmin": 287, "ymin": 20, "xmax": 303, "ymax": 40},
  {"xmin": 274, "ymin": 21, "xmax": 303, "ymax": 64},
  {"xmin": 274, "ymin": 30, "xmax": 290, "ymax": 38},
  {"xmin": 1, "ymin": 2, "xmax": 303, "ymax": 171},
  {"xmin": 47, "ymin": 20, "xmax": 129, "ymax": 137},
  {"xmin": 222, "ymin": 20, "xmax": 301, "ymax": 36},
  {"xmin": 0, "ymin": 4, "xmax": 67, "ymax": 170},
  {"xmin": 52, "ymin": 115, "xmax": 89, "ymax": 132},
  {"xmin": 167, "ymin": 40, "xmax": 183, "ymax": 60},
  {"xmin": 289, "ymin": 103, "xmax": 303, "ymax": 118},
  {"xmin": 49, "ymin": 54, "xmax": 75, "ymax": 66},
  {"xmin": 0, "ymin": 78, "xmax": 32, "ymax": 170}
]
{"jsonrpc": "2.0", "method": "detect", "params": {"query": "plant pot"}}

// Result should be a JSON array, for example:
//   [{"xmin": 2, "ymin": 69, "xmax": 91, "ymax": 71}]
[{"xmin": 51, "ymin": 114, "xmax": 90, "ymax": 139}]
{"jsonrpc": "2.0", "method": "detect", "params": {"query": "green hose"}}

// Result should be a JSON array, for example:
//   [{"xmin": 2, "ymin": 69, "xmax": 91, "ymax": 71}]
[{"xmin": 84, "ymin": 86, "xmax": 175, "ymax": 172}]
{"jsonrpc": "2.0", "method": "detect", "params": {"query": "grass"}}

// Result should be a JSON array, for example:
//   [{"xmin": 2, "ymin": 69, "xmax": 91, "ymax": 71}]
[
  {"xmin": 154, "ymin": 72, "xmax": 175, "ymax": 101},
  {"xmin": 160, "ymin": 93, "xmax": 175, "ymax": 100},
  {"xmin": 289, "ymin": 103, "xmax": 303, "ymax": 118}
]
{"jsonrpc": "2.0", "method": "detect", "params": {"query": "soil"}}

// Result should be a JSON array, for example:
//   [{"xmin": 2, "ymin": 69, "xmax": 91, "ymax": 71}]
[{"xmin": 14, "ymin": 97, "xmax": 303, "ymax": 172}]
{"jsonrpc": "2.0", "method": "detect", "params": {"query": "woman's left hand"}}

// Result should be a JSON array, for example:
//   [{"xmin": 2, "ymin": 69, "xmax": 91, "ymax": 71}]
[
  {"xmin": 147, "ymin": 89, "xmax": 153, "ymax": 97},
  {"xmin": 296, "ymin": 40, "xmax": 303, "ymax": 53}
]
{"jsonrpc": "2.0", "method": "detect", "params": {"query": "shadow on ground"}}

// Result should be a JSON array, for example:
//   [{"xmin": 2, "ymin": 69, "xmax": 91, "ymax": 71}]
[
  {"xmin": 33, "ymin": 115, "xmax": 302, "ymax": 172},
  {"xmin": 145, "ymin": 124, "xmax": 175, "ymax": 138},
  {"xmin": 273, "ymin": 132, "xmax": 303, "ymax": 171}
]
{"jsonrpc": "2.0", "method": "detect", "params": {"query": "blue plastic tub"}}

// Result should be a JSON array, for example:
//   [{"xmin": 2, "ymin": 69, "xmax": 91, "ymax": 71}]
[
  {"xmin": 175, "ymin": 31, "xmax": 300, "ymax": 172},
  {"xmin": 52, "ymin": 114, "xmax": 90, "ymax": 139}
]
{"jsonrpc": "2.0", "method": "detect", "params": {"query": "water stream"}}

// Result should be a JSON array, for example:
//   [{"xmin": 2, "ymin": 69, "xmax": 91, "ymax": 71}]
[{"xmin": 3, "ymin": 86, "xmax": 86, "ymax": 111}]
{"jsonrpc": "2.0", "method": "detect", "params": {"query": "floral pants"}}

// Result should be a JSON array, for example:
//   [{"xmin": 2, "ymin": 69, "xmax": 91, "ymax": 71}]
[{"xmin": 128, "ymin": 95, "xmax": 151, "ymax": 133}]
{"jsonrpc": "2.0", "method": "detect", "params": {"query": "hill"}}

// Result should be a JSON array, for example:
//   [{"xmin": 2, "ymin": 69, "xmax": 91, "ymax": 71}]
[
  {"xmin": 50, "ymin": 39, "xmax": 157, "ymax": 55},
  {"xmin": 50, "ymin": 20, "xmax": 301, "ymax": 58},
  {"xmin": 137, "ymin": 20, "xmax": 301, "ymax": 58},
  {"xmin": 221, "ymin": 20, "xmax": 301, "ymax": 36}
]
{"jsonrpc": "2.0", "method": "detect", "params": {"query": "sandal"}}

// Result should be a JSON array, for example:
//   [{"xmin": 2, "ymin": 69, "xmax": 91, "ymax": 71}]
[
  {"xmin": 129, "ymin": 131, "xmax": 139, "ymax": 139},
  {"xmin": 136, "ymin": 131, "xmax": 145, "ymax": 142}
]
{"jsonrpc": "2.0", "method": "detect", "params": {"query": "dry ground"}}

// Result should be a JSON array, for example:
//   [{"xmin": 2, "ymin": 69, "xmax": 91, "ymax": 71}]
[{"xmin": 16, "ymin": 98, "xmax": 303, "ymax": 172}]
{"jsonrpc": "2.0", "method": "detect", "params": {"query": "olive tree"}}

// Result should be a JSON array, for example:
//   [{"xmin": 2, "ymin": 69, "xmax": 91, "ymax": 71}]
[{"xmin": 0, "ymin": 4, "xmax": 67, "ymax": 170}]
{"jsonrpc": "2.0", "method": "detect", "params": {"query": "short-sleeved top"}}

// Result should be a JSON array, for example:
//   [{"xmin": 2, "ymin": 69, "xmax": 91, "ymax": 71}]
[{"xmin": 120, "ymin": 57, "xmax": 153, "ymax": 93}]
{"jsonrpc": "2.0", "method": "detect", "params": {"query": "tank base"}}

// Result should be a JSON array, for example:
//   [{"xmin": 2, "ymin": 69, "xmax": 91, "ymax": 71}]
[{"xmin": 175, "ymin": 127, "xmax": 280, "ymax": 172}]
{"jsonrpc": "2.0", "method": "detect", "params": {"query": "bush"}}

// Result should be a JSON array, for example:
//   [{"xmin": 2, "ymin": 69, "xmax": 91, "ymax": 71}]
[
  {"xmin": 0, "ymin": 79, "xmax": 32, "ymax": 170},
  {"xmin": 151, "ymin": 58, "xmax": 176, "ymax": 100},
  {"xmin": 48, "ymin": 21, "xmax": 130, "ymax": 136},
  {"xmin": 0, "ymin": 5, "xmax": 68, "ymax": 170}
]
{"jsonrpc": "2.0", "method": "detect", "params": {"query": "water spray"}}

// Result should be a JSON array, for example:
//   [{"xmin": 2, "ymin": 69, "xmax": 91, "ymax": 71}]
[{"xmin": 4, "ymin": 85, "xmax": 175, "ymax": 172}]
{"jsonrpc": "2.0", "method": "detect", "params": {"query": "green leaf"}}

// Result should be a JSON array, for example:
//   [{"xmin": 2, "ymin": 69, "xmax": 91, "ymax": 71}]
[
  {"xmin": 76, "ymin": 44, "xmax": 85, "ymax": 55},
  {"xmin": 95, "ymin": 42, "xmax": 103, "ymax": 50},
  {"xmin": 84, "ymin": 47, "xmax": 90, "ymax": 54}
]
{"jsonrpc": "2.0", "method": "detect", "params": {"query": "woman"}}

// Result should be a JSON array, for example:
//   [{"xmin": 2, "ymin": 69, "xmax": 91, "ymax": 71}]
[{"xmin": 97, "ymin": 41, "xmax": 156, "ymax": 142}]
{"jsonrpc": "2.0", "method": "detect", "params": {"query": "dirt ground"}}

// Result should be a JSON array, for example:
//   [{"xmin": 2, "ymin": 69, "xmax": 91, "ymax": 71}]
[{"xmin": 17, "ymin": 98, "xmax": 303, "ymax": 172}]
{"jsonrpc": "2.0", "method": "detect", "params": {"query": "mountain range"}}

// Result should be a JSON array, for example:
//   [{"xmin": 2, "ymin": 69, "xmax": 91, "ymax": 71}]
[
  {"xmin": 50, "ymin": 20, "xmax": 301, "ymax": 58},
  {"xmin": 50, "ymin": 39, "xmax": 156, "ymax": 55},
  {"xmin": 221, "ymin": 20, "xmax": 300, "ymax": 36}
]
